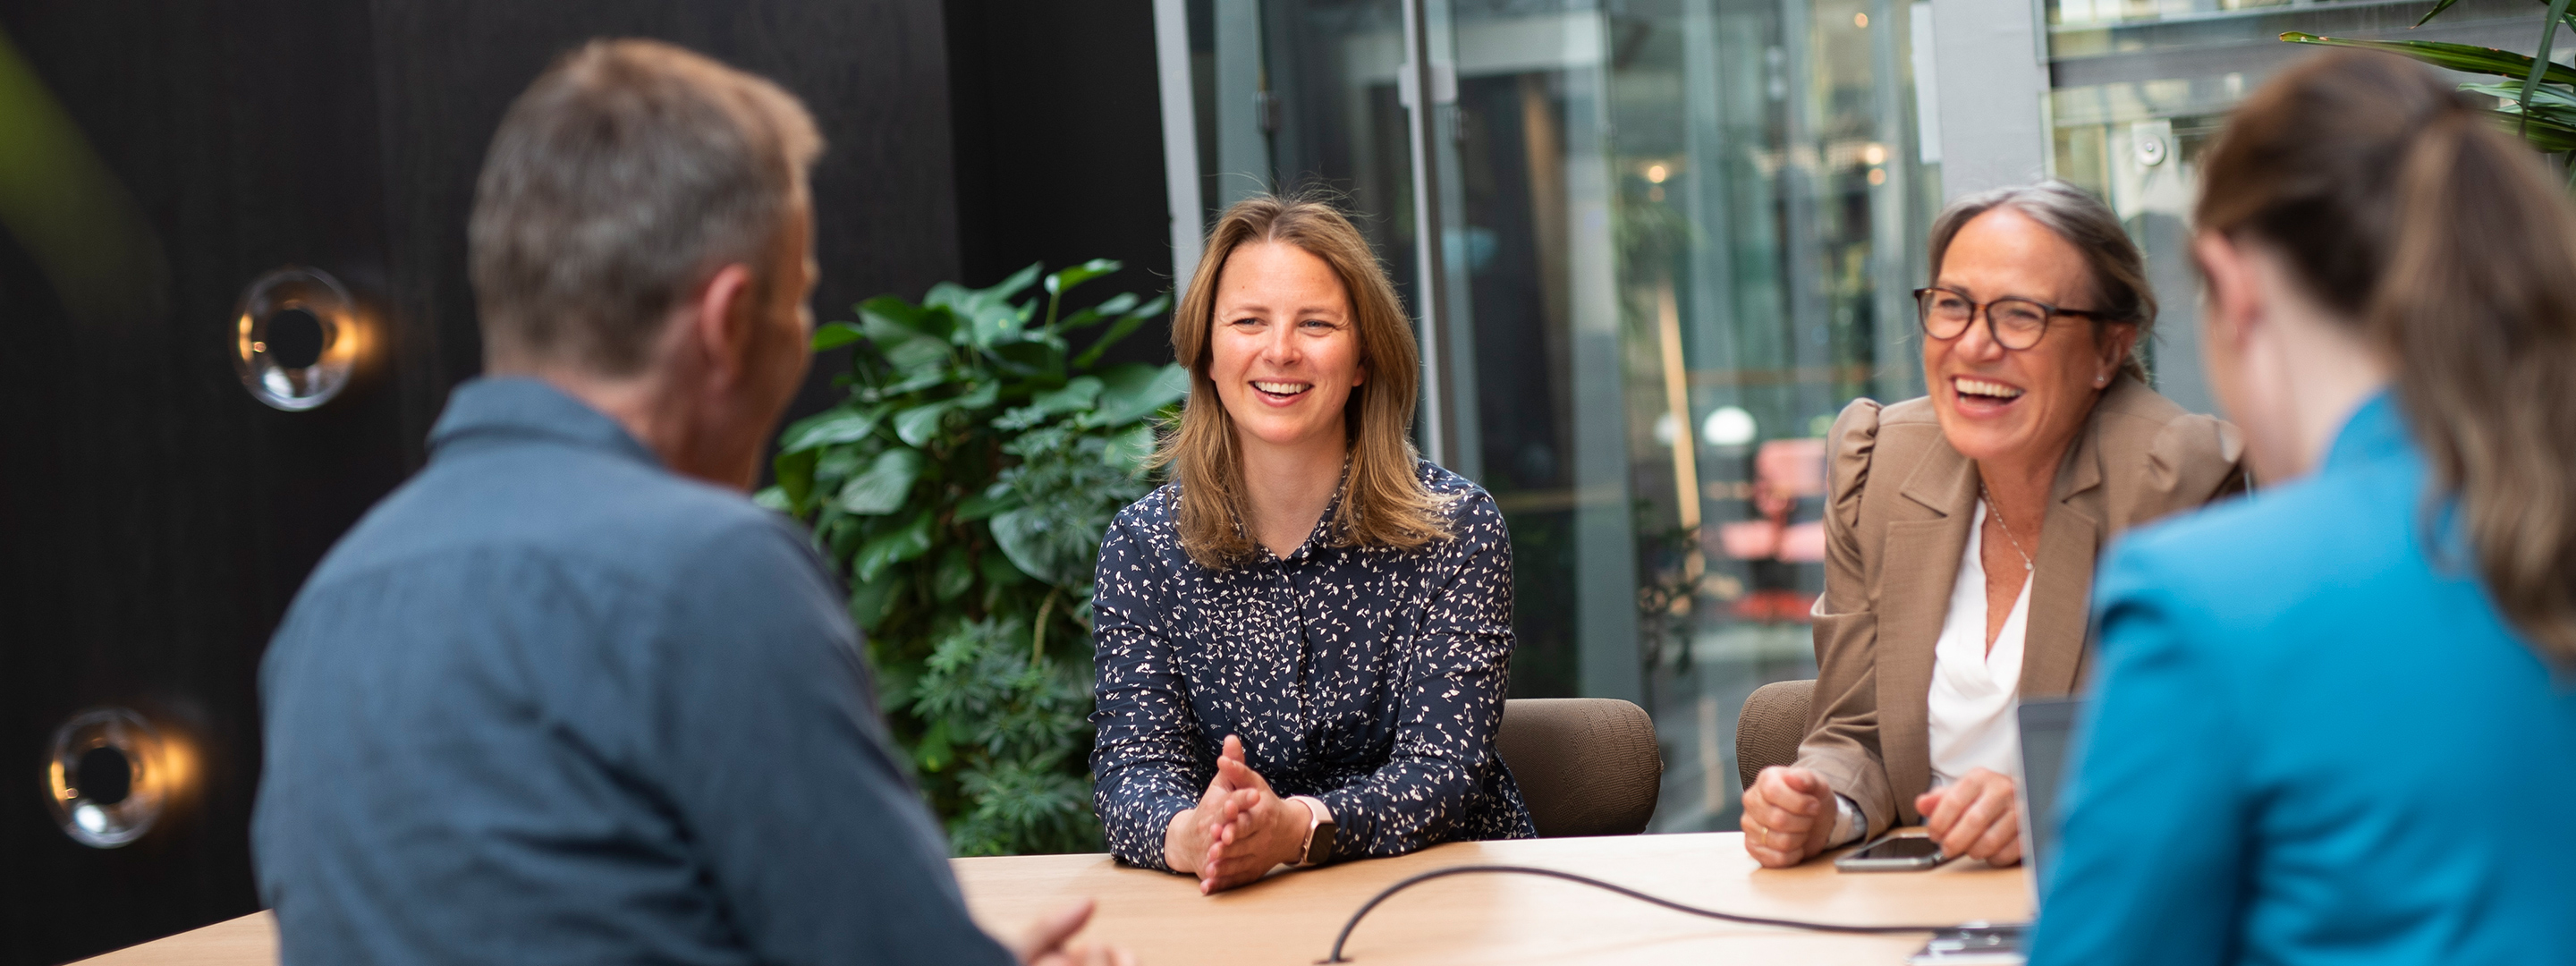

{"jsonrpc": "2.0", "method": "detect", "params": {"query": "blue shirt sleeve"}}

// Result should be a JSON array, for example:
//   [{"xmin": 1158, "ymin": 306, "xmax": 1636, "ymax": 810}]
[
  {"xmin": 644, "ymin": 519, "xmax": 1017, "ymax": 966},
  {"xmin": 2028, "ymin": 547, "xmax": 2245, "ymax": 966}
]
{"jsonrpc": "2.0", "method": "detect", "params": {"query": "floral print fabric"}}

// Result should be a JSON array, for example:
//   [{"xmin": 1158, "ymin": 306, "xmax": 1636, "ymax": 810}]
[{"xmin": 1089, "ymin": 461, "xmax": 1536, "ymax": 870}]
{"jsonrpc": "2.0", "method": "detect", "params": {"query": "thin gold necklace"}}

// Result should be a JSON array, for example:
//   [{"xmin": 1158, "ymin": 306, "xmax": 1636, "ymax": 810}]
[{"xmin": 1978, "ymin": 480, "xmax": 2035, "ymax": 572}]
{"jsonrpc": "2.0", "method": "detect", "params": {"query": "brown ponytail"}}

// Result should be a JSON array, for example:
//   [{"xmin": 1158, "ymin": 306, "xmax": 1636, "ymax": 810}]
[{"xmin": 2199, "ymin": 50, "xmax": 2576, "ymax": 666}]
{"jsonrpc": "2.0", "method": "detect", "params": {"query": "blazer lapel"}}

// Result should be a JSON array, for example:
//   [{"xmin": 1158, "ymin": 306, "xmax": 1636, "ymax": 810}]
[
  {"xmin": 1877, "ymin": 437, "xmax": 1977, "ymax": 819},
  {"xmin": 2021, "ymin": 419, "xmax": 2105, "ymax": 698}
]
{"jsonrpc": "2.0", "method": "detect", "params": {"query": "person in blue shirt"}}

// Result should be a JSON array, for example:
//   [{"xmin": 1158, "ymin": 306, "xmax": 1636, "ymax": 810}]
[
  {"xmin": 253, "ymin": 40, "xmax": 1127, "ymax": 966},
  {"xmin": 2030, "ymin": 50, "xmax": 2576, "ymax": 964}
]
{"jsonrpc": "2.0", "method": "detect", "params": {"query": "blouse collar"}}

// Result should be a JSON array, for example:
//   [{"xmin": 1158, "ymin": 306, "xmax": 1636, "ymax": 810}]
[{"xmin": 1262, "ymin": 455, "xmax": 1353, "ymax": 564}]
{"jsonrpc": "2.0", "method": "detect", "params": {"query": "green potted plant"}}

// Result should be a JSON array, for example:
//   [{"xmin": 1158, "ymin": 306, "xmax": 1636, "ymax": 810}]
[{"xmin": 759, "ymin": 260, "xmax": 1186, "ymax": 855}]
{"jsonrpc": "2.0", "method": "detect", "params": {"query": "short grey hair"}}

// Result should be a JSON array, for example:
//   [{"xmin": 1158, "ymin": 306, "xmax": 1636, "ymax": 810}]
[
  {"xmin": 1927, "ymin": 181, "xmax": 2155, "ymax": 384},
  {"xmin": 469, "ymin": 39, "xmax": 824, "ymax": 376}
]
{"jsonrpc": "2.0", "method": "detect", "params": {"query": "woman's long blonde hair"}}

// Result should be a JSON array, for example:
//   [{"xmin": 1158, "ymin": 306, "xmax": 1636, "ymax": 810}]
[
  {"xmin": 2199, "ymin": 50, "xmax": 2576, "ymax": 666},
  {"xmin": 1155, "ymin": 194, "xmax": 1452, "ymax": 568}
]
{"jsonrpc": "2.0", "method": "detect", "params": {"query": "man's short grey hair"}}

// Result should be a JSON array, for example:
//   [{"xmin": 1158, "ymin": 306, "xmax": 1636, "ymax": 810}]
[
  {"xmin": 1928, "ymin": 181, "xmax": 2157, "ymax": 384},
  {"xmin": 469, "ymin": 38, "xmax": 824, "ymax": 376}
]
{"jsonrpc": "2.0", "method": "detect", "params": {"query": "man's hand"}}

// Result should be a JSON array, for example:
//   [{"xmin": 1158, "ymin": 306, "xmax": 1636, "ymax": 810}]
[
  {"xmin": 1196, "ymin": 740, "xmax": 1309, "ymax": 893},
  {"xmin": 1005, "ymin": 900, "xmax": 1139, "ymax": 966},
  {"xmin": 1740, "ymin": 766, "xmax": 1840, "ymax": 868},
  {"xmin": 1914, "ymin": 767, "xmax": 2021, "ymax": 867}
]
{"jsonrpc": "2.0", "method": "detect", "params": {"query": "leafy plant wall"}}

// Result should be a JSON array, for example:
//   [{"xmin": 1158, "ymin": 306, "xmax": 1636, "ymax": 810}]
[{"xmin": 759, "ymin": 261, "xmax": 1185, "ymax": 855}]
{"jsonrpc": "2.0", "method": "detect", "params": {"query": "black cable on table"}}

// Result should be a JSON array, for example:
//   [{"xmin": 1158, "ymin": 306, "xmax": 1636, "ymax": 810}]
[{"xmin": 1316, "ymin": 864, "xmax": 1970, "ymax": 963}]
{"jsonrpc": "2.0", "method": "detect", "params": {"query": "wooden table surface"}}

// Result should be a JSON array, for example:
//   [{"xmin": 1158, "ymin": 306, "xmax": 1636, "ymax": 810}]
[{"xmin": 71, "ymin": 832, "xmax": 2028, "ymax": 965}]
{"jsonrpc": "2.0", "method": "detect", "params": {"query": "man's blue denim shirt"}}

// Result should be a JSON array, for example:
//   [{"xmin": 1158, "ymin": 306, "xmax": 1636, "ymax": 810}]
[{"xmin": 253, "ymin": 377, "xmax": 1011, "ymax": 966}]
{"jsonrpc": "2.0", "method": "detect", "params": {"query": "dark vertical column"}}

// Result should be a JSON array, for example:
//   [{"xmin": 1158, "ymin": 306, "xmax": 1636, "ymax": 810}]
[{"xmin": 943, "ymin": 0, "xmax": 1174, "ymax": 367}]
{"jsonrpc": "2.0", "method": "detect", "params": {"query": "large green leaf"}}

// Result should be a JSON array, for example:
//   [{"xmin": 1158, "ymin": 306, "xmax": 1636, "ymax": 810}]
[
  {"xmin": 854, "ymin": 510, "xmax": 936, "ymax": 582},
  {"xmin": 989, "ymin": 339, "xmax": 1066, "ymax": 381},
  {"xmin": 778, "ymin": 404, "xmax": 886, "ymax": 453},
  {"xmin": 860, "ymin": 294, "xmax": 954, "ymax": 343},
  {"xmin": 1043, "ymin": 258, "xmax": 1122, "ymax": 301},
  {"xmin": 989, "ymin": 505, "xmax": 1096, "ymax": 588},
  {"xmin": 1031, "ymin": 376, "xmax": 1105, "ymax": 416},
  {"xmin": 2282, "ymin": 32, "xmax": 2576, "ymax": 87},
  {"xmin": 930, "ymin": 264, "xmax": 1045, "ymax": 349},
  {"xmin": 858, "ymin": 301, "xmax": 954, "ymax": 374},
  {"xmin": 894, "ymin": 402, "xmax": 956, "ymax": 447},
  {"xmin": 1073, "ymin": 292, "xmax": 1171, "ymax": 369},
  {"xmin": 2495, "ymin": 105, "xmax": 2576, "ymax": 151},
  {"xmin": 1055, "ymin": 292, "xmax": 1141, "ymax": 332},
  {"xmin": 878, "ymin": 363, "xmax": 952, "ymax": 397},
  {"xmin": 1089, "ymin": 362, "xmax": 1191, "ymax": 428},
  {"xmin": 772, "ymin": 448, "xmax": 818, "ymax": 511},
  {"xmin": 2521, "ymin": 0, "xmax": 2575, "ymax": 127},
  {"xmin": 810, "ymin": 321, "xmax": 865, "ymax": 351},
  {"xmin": 838, "ymin": 447, "xmax": 926, "ymax": 514},
  {"xmin": 2464, "ymin": 80, "xmax": 2576, "ymax": 108}
]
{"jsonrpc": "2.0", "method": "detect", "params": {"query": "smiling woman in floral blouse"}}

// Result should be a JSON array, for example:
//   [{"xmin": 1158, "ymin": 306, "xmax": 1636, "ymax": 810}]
[{"xmin": 1089, "ymin": 195, "xmax": 1534, "ymax": 894}]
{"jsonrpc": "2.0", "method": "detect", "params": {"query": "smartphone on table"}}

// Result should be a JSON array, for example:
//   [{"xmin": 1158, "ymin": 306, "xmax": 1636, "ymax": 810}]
[
  {"xmin": 1832, "ymin": 833, "xmax": 1946, "ymax": 872},
  {"xmin": 1904, "ymin": 922, "xmax": 2027, "ymax": 964}
]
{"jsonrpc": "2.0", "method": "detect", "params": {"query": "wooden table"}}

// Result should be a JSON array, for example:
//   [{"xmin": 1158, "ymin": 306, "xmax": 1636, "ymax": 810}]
[{"xmin": 72, "ymin": 833, "xmax": 2028, "ymax": 965}]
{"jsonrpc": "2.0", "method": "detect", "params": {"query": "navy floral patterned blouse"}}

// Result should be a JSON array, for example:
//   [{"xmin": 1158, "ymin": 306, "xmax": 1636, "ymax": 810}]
[{"xmin": 1089, "ymin": 460, "xmax": 1536, "ymax": 871}]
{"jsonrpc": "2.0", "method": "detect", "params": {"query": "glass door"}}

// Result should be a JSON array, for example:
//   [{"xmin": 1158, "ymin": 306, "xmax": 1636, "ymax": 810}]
[{"xmin": 1176, "ymin": 0, "xmax": 1934, "ymax": 831}]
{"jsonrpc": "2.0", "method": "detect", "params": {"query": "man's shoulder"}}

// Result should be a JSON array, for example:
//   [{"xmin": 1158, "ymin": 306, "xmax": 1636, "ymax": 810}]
[{"xmin": 311, "ymin": 441, "xmax": 807, "ymax": 599}]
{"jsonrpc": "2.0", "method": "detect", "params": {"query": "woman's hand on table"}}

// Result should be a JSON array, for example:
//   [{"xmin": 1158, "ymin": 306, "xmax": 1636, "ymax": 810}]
[
  {"xmin": 1162, "ymin": 735, "xmax": 1309, "ymax": 894},
  {"xmin": 1006, "ymin": 899, "xmax": 1139, "ymax": 966},
  {"xmin": 1740, "ymin": 767, "xmax": 1841, "ymax": 868},
  {"xmin": 1914, "ymin": 767, "xmax": 2021, "ymax": 867},
  {"xmin": 1160, "ymin": 740, "xmax": 1259, "ymax": 881},
  {"xmin": 1198, "ymin": 736, "xmax": 1313, "ymax": 893}
]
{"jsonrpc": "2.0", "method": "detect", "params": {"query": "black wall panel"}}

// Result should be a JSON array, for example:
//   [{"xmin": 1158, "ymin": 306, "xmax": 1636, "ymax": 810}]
[
  {"xmin": 0, "ymin": 2, "xmax": 407, "ymax": 962},
  {"xmin": 0, "ymin": 1, "xmax": 1174, "ymax": 961},
  {"xmin": 364, "ymin": 0, "xmax": 965, "ymax": 433},
  {"xmin": 0, "ymin": 2, "xmax": 962, "ymax": 962}
]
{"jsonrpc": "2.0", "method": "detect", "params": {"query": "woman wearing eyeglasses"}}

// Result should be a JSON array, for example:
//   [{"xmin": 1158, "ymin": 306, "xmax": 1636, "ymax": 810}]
[{"xmin": 1740, "ymin": 182, "xmax": 2246, "ymax": 869}]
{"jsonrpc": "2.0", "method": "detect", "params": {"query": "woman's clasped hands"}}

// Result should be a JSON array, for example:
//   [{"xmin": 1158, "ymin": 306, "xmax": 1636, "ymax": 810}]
[
  {"xmin": 1163, "ymin": 735, "xmax": 1321, "ymax": 894},
  {"xmin": 1741, "ymin": 764, "xmax": 2021, "ymax": 868}
]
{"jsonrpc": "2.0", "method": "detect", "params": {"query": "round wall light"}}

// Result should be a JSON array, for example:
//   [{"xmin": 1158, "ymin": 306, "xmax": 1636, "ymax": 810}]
[
  {"xmin": 234, "ymin": 266, "xmax": 364, "ymax": 411},
  {"xmin": 46, "ymin": 708, "xmax": 175, "ymax": 848}
]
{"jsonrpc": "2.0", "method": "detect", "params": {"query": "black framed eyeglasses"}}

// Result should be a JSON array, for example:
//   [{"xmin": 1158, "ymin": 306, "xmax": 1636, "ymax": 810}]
[{"xmin": 1912, "ymin": 286, "xmax": 2116, "ymax": 351}]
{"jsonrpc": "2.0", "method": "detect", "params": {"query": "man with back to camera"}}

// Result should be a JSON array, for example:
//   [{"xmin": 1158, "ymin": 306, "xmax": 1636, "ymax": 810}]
[{"xmin": 251, "ymin": 39, "xmax": 1131, "ymax": 966}]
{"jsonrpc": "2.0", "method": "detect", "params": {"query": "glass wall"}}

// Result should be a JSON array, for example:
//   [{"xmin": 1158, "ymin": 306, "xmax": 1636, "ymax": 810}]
[
  {"xmin": 2044, "ymin": 0, "xmax": 2548, "ymax": 413},
  {"xmin": 1176, "ymin": 0, "xmax": 1933, "ymax": 831}
]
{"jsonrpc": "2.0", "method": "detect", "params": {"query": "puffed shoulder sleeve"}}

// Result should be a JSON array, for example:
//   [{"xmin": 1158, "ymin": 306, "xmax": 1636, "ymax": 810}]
[
  {"xmin": 1825, "ymin": 397, "xmax": 1884, "ymax": 547},
  {"xmin": 2144, "ymin": 412, "xmax": 2250, "ymax": 516}
]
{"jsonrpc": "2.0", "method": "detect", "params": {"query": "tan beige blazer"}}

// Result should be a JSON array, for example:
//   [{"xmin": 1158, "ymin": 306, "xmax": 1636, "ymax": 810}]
[{"xmin": 1794, "ymin": 376, "xmax": 2246, "ymax": 839}]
